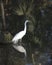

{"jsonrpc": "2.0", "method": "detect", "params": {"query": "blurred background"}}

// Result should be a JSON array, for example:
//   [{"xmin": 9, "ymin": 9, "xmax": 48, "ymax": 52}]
[{"xmin": 0, "ymin": 0, "xmax": 52, "ymax": 65}]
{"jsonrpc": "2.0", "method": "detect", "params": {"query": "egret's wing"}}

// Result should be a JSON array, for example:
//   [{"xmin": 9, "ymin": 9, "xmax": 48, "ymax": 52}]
[
  {"xmin": 12, "ymin": 34, "xmax": 18, "ymax": 44},
  {"xmin": 12, "ymin": 33, "xmax": 19, "ymax": 41},
  {"xmin": 12, "ymin": 31, "xmax": 24, "ymax": 44}
]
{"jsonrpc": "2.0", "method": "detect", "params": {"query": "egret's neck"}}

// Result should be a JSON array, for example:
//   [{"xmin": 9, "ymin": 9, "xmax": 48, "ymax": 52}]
[{"xmin": 24, "ymin": 22, "xmax": 27, "ymax": 33}]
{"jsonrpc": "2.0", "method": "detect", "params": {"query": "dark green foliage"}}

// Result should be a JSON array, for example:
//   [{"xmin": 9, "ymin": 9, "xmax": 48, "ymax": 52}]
[{"xmin": 0, "ymin": 0, "xmax": 52, "ymax": 65}]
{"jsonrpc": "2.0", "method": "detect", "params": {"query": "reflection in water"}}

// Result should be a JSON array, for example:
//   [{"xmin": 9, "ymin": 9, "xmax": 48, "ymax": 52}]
[
  {"xmin": 26, "ymin": 63, "xmax": 33, "ymax": 65},
  {"xmin": 38, "ymin": 53, "xmax": 52, "ymax": 65},
  {"xmin": 41, "ymin": 9, "xmax": 45, "ymax": 17}
]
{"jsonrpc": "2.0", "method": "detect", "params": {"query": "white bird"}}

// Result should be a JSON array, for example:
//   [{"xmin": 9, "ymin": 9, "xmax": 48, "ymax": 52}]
[
  {"xmin": 12, "ymin": 20, "xmax": 29, "ymax": 44},
  {"xmin": 13, "ymin": 45, "xmax": 26, "ymax": 56}
]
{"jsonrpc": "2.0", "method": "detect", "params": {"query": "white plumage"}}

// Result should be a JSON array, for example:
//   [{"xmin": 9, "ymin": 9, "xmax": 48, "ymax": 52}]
[
  {"xmin": 12, "ymin": 20, "xmax": 29, "ymax": 44},
  {"xmin": 13, "ymin": 45, "xmax": 26, "ymax": 56}
]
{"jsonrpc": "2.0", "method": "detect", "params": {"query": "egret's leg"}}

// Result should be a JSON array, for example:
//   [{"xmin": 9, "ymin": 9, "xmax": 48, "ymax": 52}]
[
  {"xmin": 18, "ymin": 39, "xmax": 22, "ymax": 45},
  {"xmin": 20, "ymin": 39, "xmax": 22, "ymax": 43},
  {"xmin": 20, "ymin": 39, "xmax": 24, "ymax": 45}
]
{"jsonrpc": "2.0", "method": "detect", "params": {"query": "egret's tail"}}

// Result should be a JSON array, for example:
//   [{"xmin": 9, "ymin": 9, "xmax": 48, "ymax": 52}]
[{"xmin": 12, "ymin": 39, "xmax": 18, "ymax": 44}]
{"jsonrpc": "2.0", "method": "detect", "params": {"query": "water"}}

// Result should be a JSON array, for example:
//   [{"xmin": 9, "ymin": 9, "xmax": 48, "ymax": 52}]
[{"xmin": 26, "ymin": 63, "xmax": 33, "ymax": 65}]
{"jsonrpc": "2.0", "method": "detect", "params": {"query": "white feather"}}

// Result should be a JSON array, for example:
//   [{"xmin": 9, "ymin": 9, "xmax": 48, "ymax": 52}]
[{"xmin": 12, "ymin": 20, "xmax": 29, "ymax": 44}]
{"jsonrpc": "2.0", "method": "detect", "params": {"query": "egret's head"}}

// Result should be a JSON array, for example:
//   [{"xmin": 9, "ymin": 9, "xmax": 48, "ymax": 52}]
[{"xmin": 25, "ymin": 20, "xmax": 30, "ymax": 24}]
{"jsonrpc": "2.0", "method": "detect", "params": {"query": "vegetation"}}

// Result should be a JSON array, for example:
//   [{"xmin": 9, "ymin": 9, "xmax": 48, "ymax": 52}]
[{"xmin": 0, "ymin": 0, "xmax": 52, "ymax": 65}]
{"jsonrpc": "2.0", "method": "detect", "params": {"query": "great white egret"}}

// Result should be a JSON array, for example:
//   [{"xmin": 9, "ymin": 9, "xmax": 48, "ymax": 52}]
[
  {"xmin": 12, "ymin": 20, "xmax": 29, "ymax": 44},
  {"xmin": 13, "ymin": 45, "xmax": 26, "ymax": 56}
]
